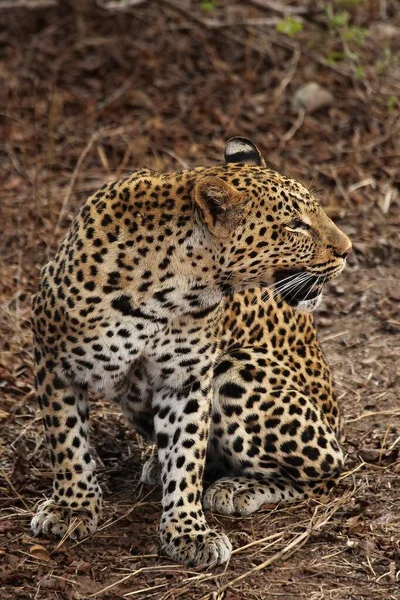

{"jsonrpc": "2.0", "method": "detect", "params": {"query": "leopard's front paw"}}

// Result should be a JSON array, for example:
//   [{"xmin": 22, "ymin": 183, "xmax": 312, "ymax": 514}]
[
  {"xmin": 31, "ymin": 497, "xmax": 101, "ymax": 539},
  {"xmin": 161, "ymin": 529, "xmax": 232, "ymax": 568}
]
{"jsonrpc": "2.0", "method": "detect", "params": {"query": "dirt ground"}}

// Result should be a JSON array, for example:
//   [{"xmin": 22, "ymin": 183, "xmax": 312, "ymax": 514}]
[{"xmin": 1, "ymin": 1, "xmax": 399, "ymax": 599}]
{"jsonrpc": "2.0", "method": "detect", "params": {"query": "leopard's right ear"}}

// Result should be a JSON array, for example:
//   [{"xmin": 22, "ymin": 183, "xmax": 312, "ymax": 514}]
[
  {"xmin": 194, "ymin": 175, "xmax": 246, "ymax": 238},
  {"xmin": 224, "ymin": 137, "xmax": 266, "ymax": 167}
]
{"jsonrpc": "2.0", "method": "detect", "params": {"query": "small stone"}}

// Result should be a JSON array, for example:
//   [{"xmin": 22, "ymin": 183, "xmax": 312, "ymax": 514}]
[
  {"xmin": 370, "ymin": 23, "xmax": 399, "ymax": 41},
  {"xmin": 359, "ymin": 448, "xmax": 381, "ymax": 462},
  {"xmin": 292, "ymin": 82, "xmax": 334, "ymax": 113},
  {"xmin": 374, "ymin": 512, "xmax": 394, "ymax": 525},
  {"xmin": 362, "ymin": 539, "xmax": 377, "ymax": 556}
]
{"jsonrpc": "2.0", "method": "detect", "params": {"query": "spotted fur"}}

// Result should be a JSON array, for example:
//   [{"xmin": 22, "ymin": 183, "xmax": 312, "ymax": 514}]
[
  {"xmin": 141, "ymin": 287, "xmax": 345, "ymax": 515},
  {"xmin": 31, "ymin": 138, "xmax": 351, "ymax": 567}
]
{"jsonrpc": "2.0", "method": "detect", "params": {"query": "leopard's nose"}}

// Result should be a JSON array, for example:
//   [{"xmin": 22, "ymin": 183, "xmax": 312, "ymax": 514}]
[{"xmin": 333, "ymin": 245, "xmax": 351, "ymax": 259}]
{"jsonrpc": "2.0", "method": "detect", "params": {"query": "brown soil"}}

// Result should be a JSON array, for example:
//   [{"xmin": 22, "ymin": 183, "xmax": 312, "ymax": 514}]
[{"xmin": 1, "ymin": 2, "xmax": 399, "ymax": 599}]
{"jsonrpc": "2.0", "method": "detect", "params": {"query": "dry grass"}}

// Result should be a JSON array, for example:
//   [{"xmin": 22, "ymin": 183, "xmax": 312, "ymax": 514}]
[{"xmin": 1, "ymin": 1, "xmax": 400, "ymax": 598}]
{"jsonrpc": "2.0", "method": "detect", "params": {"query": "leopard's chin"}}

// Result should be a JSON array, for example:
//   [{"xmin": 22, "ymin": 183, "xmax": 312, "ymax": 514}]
[{"xmin": 295, "ymin": 292, "xmax": 323, "ymax": 313}]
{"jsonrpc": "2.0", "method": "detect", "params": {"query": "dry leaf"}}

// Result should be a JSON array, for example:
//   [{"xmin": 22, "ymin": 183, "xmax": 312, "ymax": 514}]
[
  {"xmin": 0, "ymin": 520, "xmax": 14, "ymax": 533},
  {"xmin": 29, "ymin": 544, "xmax": 51, "ymax": 562}
]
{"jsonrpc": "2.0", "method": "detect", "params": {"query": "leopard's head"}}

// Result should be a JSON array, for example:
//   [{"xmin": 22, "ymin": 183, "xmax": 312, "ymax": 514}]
[{"xmin": 194, "ymin": 137, "xmax": 351, "ymax": 310}]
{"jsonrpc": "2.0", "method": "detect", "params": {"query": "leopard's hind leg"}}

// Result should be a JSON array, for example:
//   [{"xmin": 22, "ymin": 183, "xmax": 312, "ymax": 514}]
[
  {"xmin": 31, "ymin": 350, "xmax": 102, "ymax": 539},
  {"xmin": 205, "ymin": 349, "xmax": 343, "ymax": 516}
]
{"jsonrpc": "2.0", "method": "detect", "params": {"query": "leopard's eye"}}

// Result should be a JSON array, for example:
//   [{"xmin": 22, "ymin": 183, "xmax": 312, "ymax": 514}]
[{"xmin": 285, "ymin": 218, "xmax": 311, "ymax": 232}]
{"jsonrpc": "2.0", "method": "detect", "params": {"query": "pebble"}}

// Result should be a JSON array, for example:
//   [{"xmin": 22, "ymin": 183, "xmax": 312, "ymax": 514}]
[
  {"xmin": 292, "ymin": 82, "xmax": 334, "ymax": 113},
  {"xmin": 370, "ymin": 23, "xmax": 399, "ymax": 41}
]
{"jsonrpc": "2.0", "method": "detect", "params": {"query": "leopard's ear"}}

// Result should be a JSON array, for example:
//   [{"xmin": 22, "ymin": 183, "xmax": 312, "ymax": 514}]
[
  {"xmin": 194, "ymin": 176, "xmax": 246, "ymax": 238},
  {"xmin": 224, "ymin": 137, "xmax": 266, "ymax": 167}
]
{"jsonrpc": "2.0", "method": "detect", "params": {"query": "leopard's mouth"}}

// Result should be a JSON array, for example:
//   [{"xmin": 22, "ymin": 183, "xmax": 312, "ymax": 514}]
[{"xmin": 273, "ymin": 269, "xmax": 323, "ymax": 307}]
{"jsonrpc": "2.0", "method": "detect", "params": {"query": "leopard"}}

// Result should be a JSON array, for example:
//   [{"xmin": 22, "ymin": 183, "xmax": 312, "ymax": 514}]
[{"xmin": 30, "ymin": 137, "xmax": 351, "ymax": 568}]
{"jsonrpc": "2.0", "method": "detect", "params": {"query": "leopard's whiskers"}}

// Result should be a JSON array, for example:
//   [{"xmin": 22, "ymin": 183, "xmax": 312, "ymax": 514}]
[
  {"xmin": 257, "ymin": 271, "xmax": 309, "ymax": 305},
  {"xmin": 277, "ymin": 273, "xmax": 313, "ymax": 299},
  {"xmin": 271, "ymin": 273, "xmax": 312, "ymax": 301}
]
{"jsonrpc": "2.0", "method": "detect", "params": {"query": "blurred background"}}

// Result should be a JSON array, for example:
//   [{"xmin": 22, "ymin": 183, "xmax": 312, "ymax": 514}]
[{"xmin": 1, "ymin": 1, "xmax": 399, "ymax": 598}]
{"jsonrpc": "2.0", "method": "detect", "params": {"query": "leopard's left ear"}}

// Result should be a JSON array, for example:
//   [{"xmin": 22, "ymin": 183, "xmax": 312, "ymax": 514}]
[
  {"xmin": 194, "ymin": 176, "xmax": 246, "ymax": 238},
  {"xmin": 224, "ymin": 137, "xmax": 266, "ymax": 167}
]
